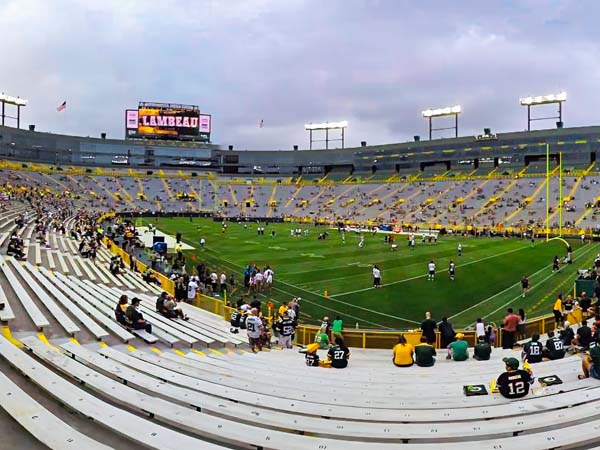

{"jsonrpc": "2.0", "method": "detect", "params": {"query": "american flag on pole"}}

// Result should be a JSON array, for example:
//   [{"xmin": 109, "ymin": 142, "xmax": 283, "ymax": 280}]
[
  {"xmin": 56, "ymin": 101, "xmax": 67, "ymax": 112},
  {"xmin": 259, "ymin": 119, "xmax": 264, "ymax": 128}
]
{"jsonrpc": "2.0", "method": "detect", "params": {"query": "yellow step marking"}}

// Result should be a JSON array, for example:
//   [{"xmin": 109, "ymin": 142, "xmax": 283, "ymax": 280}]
[
  {"xmin": 209, "ymin": 349, "xmax": 224, "ymax": 356},
  {"xmin": 191, "ymin": 349, "xmax": 206, "ymax": 356},
  {"xmin": 127, "ymin": 345, "xmax": 136, "ymax": 352},
  {"xmin": 99, "ymin": 342, "xmax": 108, "ymax": 348},
  {"xmin": 173, "ymin": 349, "xmax": 186, "ymax": 357},
  {"xmin": 1, "ymin": 326, "xmax": 22, "ymax": 348},
  {"xmin": 149, "ymin": 347, "xmax": 162, "ymax": 354},
  {"xmin": 69, "ymin": 337, "xmax": 80, "ymax": 345}
]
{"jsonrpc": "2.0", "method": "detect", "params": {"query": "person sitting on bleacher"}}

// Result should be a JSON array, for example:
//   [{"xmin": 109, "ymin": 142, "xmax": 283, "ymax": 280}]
[
  {"xmin": 143, "ymin": 268, "xmax": 160, "ymax": 286},
  {"xmin": 327, "ymin": 336, "xmax": 350, "ymax": 369},
  {"xmin": 543, "ymin": 330, "xmax": 566, "ymax": 360},
  {"xmin": 163, "ymin": 294, "xmax": 189, "ymax": 321},
  {"xmin": 447, "ymin": 333, "xmax": 469, "ymax": 361},
  {"xmin": 572, "ymin": 320, "xmax": 592, "ymax": 352},
  {"xmin": 522, "ymin": 334, "xmax": 543, "ymax": 363},
  {"xmin": 6, "ymin": 233, "xmax": 25, "ymax": 259},
  {"xmin": 473, "ymin": 335, "xmax": 492, "ymax": 360},
  {"xmin": 155, "ymin": 292, "xmax": 169, "ymax": 314},
  {"xmin": 579, "ymin": 336, "xmax": 600, "ymax": 380},
  {"xmin": 496, "ymin": 357, "xmax": 534, "ymax": 399},
  {"xmin": 560, "ymin": 321, "xmax": 575, "ymax": 347},
  {"xmin": 392, "ymin": 335, "xmax": 414, "ymax": 367},
  {"xmin": 414, "ymin": 336, "xmax": 436, "ymax": 367},
  {"xmin": 126, "ymin": 297, "xmax": 152, "ymax": 333},
  {"xmin": 115, "ymin": 295, "xmax": 132, "ymax": 328}
]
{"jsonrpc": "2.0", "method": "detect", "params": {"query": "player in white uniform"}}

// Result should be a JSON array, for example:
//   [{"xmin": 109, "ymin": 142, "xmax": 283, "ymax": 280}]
[
  {"xmin": 427, "ymin": 260, "xmax": 436, "ymax": 281},
  {"xmin": 358, "ymin": 235, "xmax": 365, "ymax": 248},
  {"xmin": 372, "ymin": 265, "xmax": 382, "ymax": 288},
  {"xmin": 264, "ymin": 267, "xmax": 274, "ymax": 292},
  {"xmin": 448, "ymin": 261, "xmax": 456, "ymax": 281}
]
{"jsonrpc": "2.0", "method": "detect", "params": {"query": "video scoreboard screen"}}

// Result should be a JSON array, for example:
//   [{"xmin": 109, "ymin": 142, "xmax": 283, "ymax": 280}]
[{"xmin": 126, "ymin": 102, "xmax": 211, "ymax": 141}]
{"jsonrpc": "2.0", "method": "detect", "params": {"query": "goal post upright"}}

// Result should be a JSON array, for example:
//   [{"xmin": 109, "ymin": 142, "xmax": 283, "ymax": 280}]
[
  {"xmin": 546, "ymin": 143, "xmax": 550, "ymax": 241},
  {"xmin": 559, "ymin": 151, "xmax": 563, "ymax": 238}
]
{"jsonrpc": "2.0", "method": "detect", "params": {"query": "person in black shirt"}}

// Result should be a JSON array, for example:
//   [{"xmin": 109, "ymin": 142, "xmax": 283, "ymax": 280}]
[
  {"xmin": 420, "ymin": 311, "xmax": 437, "ymax": 345},
  {"xmin": 276, "ymin": 312, "xmax": 296, "ymax": 349},
  {"xmin": 560, "ymin": 321, "xmax": 575, "ymax": 347},
  {"xmin": 543, "ymin": 330, "xmax": 565, "ymax": 360},
  {"xmin": 496, "ymin": 357, "xmax": 533, "ymax": 399},
  {"xmin": 126, "ymin": 297, "xmax": 152, "ymax": 333},
  {"xmin": 438, "ymin": 317, "xmax": 455, "ymax": 349},
  {"xmin": 580, "ymin": 291, "xmax": 592, "ymax": 318},
  {"xmin": 522, "ymin": 334, "xmax": 543, "ymax": 363},
  {"xmin": 572, "ymin": 320, "xmax": 593, "ymax": 351},
  {"xmin": 473, "ymin": 336, "xmax": 492, "ymax": 360},
  {"xmin": 327, "ymin": 337, "xmax": 350, "ymax": 369},
  {"xmin": 115, "ymin": 295, "xmax": 131, "ymax": 328}
]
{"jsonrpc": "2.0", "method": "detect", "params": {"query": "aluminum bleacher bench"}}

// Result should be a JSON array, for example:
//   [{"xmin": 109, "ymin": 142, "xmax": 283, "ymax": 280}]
[
  {"xmin": 19, "ymin": 337, "xmax": 600, "ymax": 450},
  {"xmin": 9, "ymin": 259, "xmax": 79, "ymax": 336},
  {"xmin": 74, "ymin": 280, "xmax": 192, "ymax": 346},
  {"xmin": 0, "ymin": 280, "xmax": 16, "ymax": 322},
  {"xmin": 0, "ymin": 368, "xmax": 114, "ymax": 450},
  {"xmin": 0, "ymin": 257, "xmax": 49, "ymax": 330},
  {"xmin": 25, "ymin": 263, "xmax": 109, "ymax": 340},
  {"xmin": 0, "ymin": 335, "xmax": 228, "ymax": 450},
  {"xmin": 46, "ymin": 269, "xmax": 134, "ymax": 342}
]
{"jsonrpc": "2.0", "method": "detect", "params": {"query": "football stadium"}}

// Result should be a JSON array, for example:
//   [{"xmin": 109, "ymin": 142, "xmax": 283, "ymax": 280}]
[{"xmin": 3, "ymin": 2, "xmax": 600, "ymax": 449}]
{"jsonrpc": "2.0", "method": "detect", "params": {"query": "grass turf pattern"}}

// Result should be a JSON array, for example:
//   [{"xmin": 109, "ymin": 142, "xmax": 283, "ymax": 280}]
[{"xmin": 142, "ymin": 217, "xmax": 598, "ymax": 330}]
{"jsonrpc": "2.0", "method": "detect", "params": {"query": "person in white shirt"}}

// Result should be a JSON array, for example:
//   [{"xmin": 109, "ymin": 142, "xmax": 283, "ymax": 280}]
[
  {"xmin": 187, "ymin": 279, "xmax": 199, "ymax": 303},
  {"xmin": 219, "ymin": 273, "xmax": 227, "ymax": 293},
  {"xmin": 427, "ymin": 260, "xmax": 436, "ymax": 281},
  {"xmin": 372, "ymin": 265, "xmax": 382, "ymax": 288},
  {"xmin": 358, "ymin": 235, "xmax": 365, "ymax": 248},
  {"xmin": 200, "ymin": 237, "xmax": 206, "ymax": 247},
  {"xmin": 255, "ymin": 271, "xmax": 264, "ymax": 291},
  {"xmin": 475, "ymin": 318, "xmax": 486, "ymax": 340},
  {"xmin": 264, "ymin": 267, "xmax": 274, "ymax": 291},
  {"xmin": 245, "ymin": 308, "xmax": 264, "ymax": 352},
  {"xmin": 209, "ymin": 272, "xmax": 218, "ymax": 292},
  {"xmin": 457, "ymin": 243, "xmax": 462, "ymax": 256}
]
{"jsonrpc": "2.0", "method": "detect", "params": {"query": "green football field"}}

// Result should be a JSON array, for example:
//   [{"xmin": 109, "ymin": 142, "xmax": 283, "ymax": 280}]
[{"xmin": 140, "ymin": 217, "xmax": 599, "ymax": 330}]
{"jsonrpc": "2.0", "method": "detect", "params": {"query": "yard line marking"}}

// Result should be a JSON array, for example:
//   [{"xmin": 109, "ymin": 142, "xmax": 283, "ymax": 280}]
[
  {"xmin": 449, "ymin": 243, "xmax": 598, "ymax": 322},
  {"xmin": 480, "ymin": 243, "xmax": 599, "ymax": 321},
  {"xmin": 200, "ymin": 246, "xmax": 413, "ymax": 327},
  {"xmin": 332, "ymin": 244, "xmax": 531, "ymax": 297}
]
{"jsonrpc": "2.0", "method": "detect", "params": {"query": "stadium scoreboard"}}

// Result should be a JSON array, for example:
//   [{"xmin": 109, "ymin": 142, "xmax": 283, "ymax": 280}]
[{"xmin": 126, "ymin": 102, "xmax": 211, "ymax": 142}]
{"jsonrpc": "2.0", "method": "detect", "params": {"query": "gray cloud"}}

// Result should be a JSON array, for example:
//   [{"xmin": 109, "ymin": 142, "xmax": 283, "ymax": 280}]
[{"xmin": 0, "ymin": 0, "xmax": 598, "ymax": 149}]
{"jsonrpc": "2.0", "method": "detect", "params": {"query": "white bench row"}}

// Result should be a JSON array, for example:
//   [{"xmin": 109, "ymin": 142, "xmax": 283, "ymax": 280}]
[
  {"xmin": 0, "ymin": 335, "xmax": 227, "ymax": 450},
  {"xmin": 24, "ymin": 263, "xmax": 109, "ymax": 340},
  {"xmin": 0, "ymin": 366, "xmax": 113, "ymax": 450},
  {"xmin": 0, "ymin": 256, "xmax": 49, "ymax": 329},
  {"xmin": 17, "ymin": 337, "xmax": 600, "ymax": 450},
  {"xmin": 42, "ymin": 269, "xmax": 134, "ymax": 342}
]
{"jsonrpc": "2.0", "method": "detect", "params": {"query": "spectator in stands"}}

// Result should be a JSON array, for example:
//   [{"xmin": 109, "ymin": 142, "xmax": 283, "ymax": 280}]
[
  {"xmin": 475, "ymin": 318, "xmax": 486, "ymax": 342},
  {"xmin": 142, "ymin": 268, "xmax": 160, "ymax": 286},
  {"xmin": 414, "ymin": 336, "xmax": 436, "ymax": 367},
  {"xmin": 579, "ymin": 335, "xmax": 600, "ymax": 380},
  {"xmin": 327, "ymin": 336, "xmax": 350, "ymax": 369},
  {"xmin": 275, "ymin": 311, "xmax": 295, "ymax": 349},
  {"xmin": 163, "ymin": 294, "xmax": 189, "ymax": 321},
  {"xmin": 155, "ymin": 292, "xmax": 169, "ymax": 314},
  {"xmin": 420, "ymin": 311, "xmax": 437, "ymax": 345},
  {"xmin": 502, "ymin": 308, "xmax": 520, "ymax": 349},
  {"xmin": 320, "ymin": 316, "xmax": 332, "ymax": 341},
  {"xmin": 125, "ymin": 297, "xmax": 152, "ymax": 333},
  {"xmin": 473, "ymin": 335, "xmax": 492, "ymax": 360},
  {"xmin": 332, "ymin": 316, "xmax": 343, "ymax": 338},
  {"xmin": 522, "ymin": 333, "xmax": 543, "ymax": 363},
  {"xmin": 543, "ymin": 330, "xmax": 566, "ymax": 360},
  {"xmin": 517, "ymin": 308, "xmax": 526, "ymax": 340},
  {"xmin": 572, "ymin": 320, "xmax": 592, "ymax": 351},
  {"xmin": 497, "ymin": 357, "xmax": 533, "ymax": 399},
  {"xmin": 485, "ymin": 323, "xmax": 497, "ymax": 347},
  {"xmin": 580, "ymin": 291, "xmax": 592, "ymax": 319},
  {"xmin": 313, "ymin": 326, "xmax": 330, "ymax": 349},
  {"xmin": 560, "ymin": 321, "xmax": 575, "ymax": 348},
  {"xmin": 304, "ymin": 343, "xmax": 321, "ymax": 367},
  {"xmin": 245, "ymin": 308, "xmax": 264, "ymax": 353},
  {"xmin": 563, "ymin": 294, "xmax": 575, "ymax": 320},
  {"xmin": 115, "ymin": 295, "xmax": 131, "ymax": 328},
  {"xmin": 438, "ymin": 317, "xmax": 455, "ymax": 349},
  {"xmin": 187, "ymin": 276, "xmax": 199, "ymax": 303},
  {"xmin": 447, "ymin": 333, "xmax": 468, "ymax": 361},
  {"xmin": 392, "ymin": 335, "xmax": 414, "ymax": 367},
  {"xmin": 553, "ymin": 294, "xmax": 564, "ymax": 327}
]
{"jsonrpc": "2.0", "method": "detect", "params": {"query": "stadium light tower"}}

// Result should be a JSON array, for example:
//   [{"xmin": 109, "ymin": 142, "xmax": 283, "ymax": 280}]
[
  {"xmin": 421, "ymin": 105, "xmax": 461, "ymax": 140},
  {"xmin": 0, "ymin": 93, "xmax": 28, "ymax": 129},
  {"xmin": 304, "ymin": 121, "xmax": 348, "ymax": 150},
  {"xmin": 519, "ymin": 91, "xmax": 567, "ymax": 131}
]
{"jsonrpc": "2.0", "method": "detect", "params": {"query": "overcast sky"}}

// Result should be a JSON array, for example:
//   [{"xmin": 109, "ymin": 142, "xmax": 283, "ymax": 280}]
[{"xmin": 1, "ymin": 0, "xmax": 599, "ymax": 149}]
